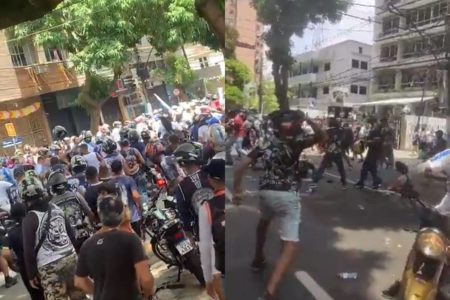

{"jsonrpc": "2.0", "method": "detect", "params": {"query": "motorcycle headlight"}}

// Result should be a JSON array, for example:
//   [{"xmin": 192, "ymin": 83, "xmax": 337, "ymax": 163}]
[{"xmin": 416, "ymin": 228, "xmax": 447, "ymax": 259}]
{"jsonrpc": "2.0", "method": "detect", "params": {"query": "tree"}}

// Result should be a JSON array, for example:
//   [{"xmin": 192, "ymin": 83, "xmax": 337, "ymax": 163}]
[
  {"xmin": 260, "ymin": 82, "xmax": 279, "ymax": 114},
  {"xmin": 225, "ymin": 26, "xmax": 239, "ymax": 59},
  {"xmin": 252, "ymin": 0, "xmax": 349, "ymax": 110},
  {"xmin": 195, "ymin": 0, "xmax": 225, "ymax": 49},
  {"xmin": 225, "ymin": 85, "xmax": 246, "ymax": 110},
  {"xmin": 225, "ymin": 59, "xmax": 251, "ymax": 90},
  {"xmin": 11, "ymin": 0, "xmax": 217, "ymax": 131}
]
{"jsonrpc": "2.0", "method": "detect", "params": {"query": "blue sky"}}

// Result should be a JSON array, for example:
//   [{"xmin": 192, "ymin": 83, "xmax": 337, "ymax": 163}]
[{"xmin": 291, "ymin": 0, "xmax": 376, "ymax": 55}]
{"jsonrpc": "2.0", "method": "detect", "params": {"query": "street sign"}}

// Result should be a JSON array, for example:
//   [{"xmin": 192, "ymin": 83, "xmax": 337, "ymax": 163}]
[
  {"xmin": 2, "ymin": 137, "xmax": 23, "ymax": 149},
  {"xmin": 5, "ymin": 123, "xmax": 16, "ymax": 137}
]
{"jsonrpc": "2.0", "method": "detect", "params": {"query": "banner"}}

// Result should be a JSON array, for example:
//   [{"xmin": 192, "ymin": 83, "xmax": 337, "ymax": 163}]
[{"xmin": 0, "ymin": 102, "xmax": 41, "ymax": 120}]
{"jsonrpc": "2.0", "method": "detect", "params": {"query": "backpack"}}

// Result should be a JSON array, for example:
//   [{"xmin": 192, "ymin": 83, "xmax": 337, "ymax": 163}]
[
  {"xmin": 208, "ymin": 193, "xmax": 225, "ymax": 274},
  {"xmin": 6, "ymin": 185, "xmax": 19, "ymax": 204},
  {"xmin": 268, "ymin": 110, "xmax": 305, "ymax": 141}
]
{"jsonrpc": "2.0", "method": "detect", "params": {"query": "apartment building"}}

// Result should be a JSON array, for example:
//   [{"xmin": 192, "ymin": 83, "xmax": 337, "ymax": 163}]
[
  {"xmin": 371, "ymin": 0, "xmax": 447, "ymax": 113},
  {"xmin": 0, "ymin": 30, "xmax": 89, "ymax": 148},
  {"xmin": 288, "ymin": 40, "xmax": 372, "ymax": 115},
  {"xmin": 226, "ymin": 0, "xmax": 264, "ymax": 81}
]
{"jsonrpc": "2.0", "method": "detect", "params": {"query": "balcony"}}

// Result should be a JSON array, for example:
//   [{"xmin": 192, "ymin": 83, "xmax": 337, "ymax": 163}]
[{"xmin": 288, "ymin": 73, "xmax": 317, "ymax": 87}]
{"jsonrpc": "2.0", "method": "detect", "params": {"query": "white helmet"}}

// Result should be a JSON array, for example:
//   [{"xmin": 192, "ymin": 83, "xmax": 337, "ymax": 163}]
[{"xmin": 208, "ymin": 123, "xmax": 226, "ymax": 152}]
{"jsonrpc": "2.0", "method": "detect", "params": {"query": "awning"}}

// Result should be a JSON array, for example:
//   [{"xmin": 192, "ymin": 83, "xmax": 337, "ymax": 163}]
[{"xmin": 350, "ymin": 96, "xmax": 435, "ymax": 107}]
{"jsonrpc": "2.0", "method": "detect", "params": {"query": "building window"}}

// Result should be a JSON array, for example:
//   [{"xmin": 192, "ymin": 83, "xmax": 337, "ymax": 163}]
[
  {"xmin": 324, "ymin": 62, "xmax": 330, "ymax": 71},
  {"xmin": 323, "ymin": 86, "xmax": 329, "ymax": 94},
  {"xmin": 352, "ymin": 59, "xmax": 359, "ymax": 68},
  {"xmin": 359, "ymin": 47, "xmax": 363, "ymax": 54},
  {"xmin": 8, "ymin": 43, "xmax": 28, "ymax": 67},
  {"xmin": 199, "ymin": 57, "xmax": 209, "ymax": 68},
  {"xmin": 381, "ymin": 16, "xmax": 399, "ymax": 36},
  {"xmin": 360, "ymin": 61, "xmax": 368, "ymax": 70},
  {"xmin": 312, "ymin": 64, "xmax": 319, "ymax": 73},
  {"xmin": 44, "ymin": 47, "xmax": 63, "ymax": 62},
  {"xmin": 350, "ymin": 85, "xmax": 358, "ymax": 94},
  {"xmin": 359, "ymin": 86, "xmax": 367, "ymax": 95},
  {"xmin": 377, "ymin": 71, "xmax": 396, "ymax": 91},
  {"xmin": 406, "ymin": 1, "xmax": 447, "ymax": 28},
  {"xmin": 403, "ymin": 34, "xmax": 445, "ymax": 58},
  {"xmin": 380, "ymin": 44, "xmax": 398, "ymax": 62}
]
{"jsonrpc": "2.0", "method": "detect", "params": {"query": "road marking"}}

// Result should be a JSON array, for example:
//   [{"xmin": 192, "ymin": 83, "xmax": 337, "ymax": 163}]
[{"xmin": 295, "ymin": 271, "xmax": 334, "ymax": 300}]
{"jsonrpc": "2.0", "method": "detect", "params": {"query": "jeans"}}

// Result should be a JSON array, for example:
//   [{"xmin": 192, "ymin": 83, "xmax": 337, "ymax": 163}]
[
  {"xmin": 358, "ymin": 158, "xmax": 381, "ymax": 186},
  {"xmin": 313, "ymin": 152, "xmax": 347, "ymax": 186},
  {"xmin": 235, "ymin": 137, "xmax": 244, "ymax": 158},
  {"xmin": 225, "ymin": 136, "xmax": 236, "ymax": 164}
]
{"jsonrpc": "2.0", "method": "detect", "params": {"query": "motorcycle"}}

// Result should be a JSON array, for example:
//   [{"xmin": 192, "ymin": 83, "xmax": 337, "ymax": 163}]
[
  {"xmin": 393, "ymin": 192, "xmax": 450, "ymax": 300},
  {"xmin": 141, "ymin": 188, "xmax": 205, "ymax": 285}
]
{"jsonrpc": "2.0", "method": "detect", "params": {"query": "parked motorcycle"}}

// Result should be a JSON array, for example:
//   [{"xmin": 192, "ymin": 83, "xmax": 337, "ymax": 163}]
[
  {"xmin": 141, "ymin": 188, "xmax": 205, "ymax": 285},
  {"xmin": 394, "ymin": 193, "xmax": 450, "ymax": 300}
]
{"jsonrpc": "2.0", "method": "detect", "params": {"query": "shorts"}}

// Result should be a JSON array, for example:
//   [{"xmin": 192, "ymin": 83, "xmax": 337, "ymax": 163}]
[{"xmin": 258, "ymin": 190, "xmax": 301, "ymax": 242}]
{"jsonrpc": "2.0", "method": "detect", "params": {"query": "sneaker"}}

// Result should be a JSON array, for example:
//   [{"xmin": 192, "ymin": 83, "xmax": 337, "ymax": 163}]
[
  {"xmin": 251, "ymin": 258, "xmax": 266, "ymax": 272},
  {"xmin": 4, "ymin": 276, "xmax": 17, "ymax": 288},
  {"xmin": 257, "ymin": 291, "xmax": 275, "ymax": 300},
  {"xmin": 372, "ymin": 183, "xmax": 381, "ymax": 190},
  {"xmin": 354, "ymin": 183, "xmax": 364, "ymax": 189},
  {"xmin": 382, "ymin": 280, "xmax": 401, "ymax": 299}
]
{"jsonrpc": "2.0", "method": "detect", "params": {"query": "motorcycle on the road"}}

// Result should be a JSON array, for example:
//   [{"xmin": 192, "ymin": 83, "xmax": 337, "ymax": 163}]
[
  {"xmin": 390, "ymin": 192, "xmax": 450, "ymax": 300},
  {"xmin": 141, "ymin": 187, "xmax": 205, "ymax": 285}
]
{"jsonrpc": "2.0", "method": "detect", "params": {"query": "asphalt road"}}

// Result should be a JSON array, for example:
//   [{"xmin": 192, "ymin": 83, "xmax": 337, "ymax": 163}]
[{"xmin": 225, "ymin": 151, "xmax": 447, "ymax": 300}]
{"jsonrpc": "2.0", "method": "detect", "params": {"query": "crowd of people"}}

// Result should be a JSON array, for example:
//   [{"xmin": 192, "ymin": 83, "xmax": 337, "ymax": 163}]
[{"xmin": 0, "ymin": 97, "xmax": 226, "ymax": 300}]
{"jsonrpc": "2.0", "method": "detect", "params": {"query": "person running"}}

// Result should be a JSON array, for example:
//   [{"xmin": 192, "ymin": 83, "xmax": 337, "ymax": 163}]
[
  {"xmin": 199, "ymin": 158, "xmax": 225, "ymax": 300},
  {"xmin": 355, "ymin": 117, "xmax": 383, "ymax": 189},
  {"xmin": 173, "ymin": 143, "xmax": 212, "ymax": 236},
  {"xmin": 20, "ymin": 172, "xmax": 87, "ymax": 300},
  {"xmin": 233, "ymin": 110, "xmax": 324, "ymax": 300},
  {"xmin": 8, "ymin": 203, "xmax": 44, "ymax": 299},
  {"xmin": 309, "ymin": 118, "xmax": 347, "ymax": 191},
  {"xmin": 74, "ymin": 195, "xmax": 154, "ymax": 300}
]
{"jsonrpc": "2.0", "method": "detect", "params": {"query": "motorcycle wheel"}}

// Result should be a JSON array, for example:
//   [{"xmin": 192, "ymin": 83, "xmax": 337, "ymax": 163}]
[
  {"xmin": 151, "ymin": 238, "xmax": 177, "ymax": 265},
  {"xmin": 183, "ymin": 250, "xmax": 205, "ymax": 286}
]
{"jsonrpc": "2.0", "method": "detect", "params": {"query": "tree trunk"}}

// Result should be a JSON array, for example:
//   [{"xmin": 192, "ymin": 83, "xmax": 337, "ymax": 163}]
[
  {"xmin": 195, "ymin": 0, "xmax": 225, "ymax": 50},
  {"xmin": 272, "ymin": 61, "xmax": 290, "ymax": 111}
]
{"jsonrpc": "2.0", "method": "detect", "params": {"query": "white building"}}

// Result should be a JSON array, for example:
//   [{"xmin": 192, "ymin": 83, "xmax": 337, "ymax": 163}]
[
  {"xmin": 288, "ymin": 40, "xmax": 372, "ymax": 115},
  {"xmin": 370, "ymin": 0, "xmax": 447, "ymax": 148}
]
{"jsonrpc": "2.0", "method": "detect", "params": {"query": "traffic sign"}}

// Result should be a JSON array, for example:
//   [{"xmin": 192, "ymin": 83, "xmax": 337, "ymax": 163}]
[
  {"xmin": 2, "ymin": 137, "xmax": 22, "ymax": 148},
  {"xmin": 5, "ymin": 123, "xmax": 16, "ymax": 137}
]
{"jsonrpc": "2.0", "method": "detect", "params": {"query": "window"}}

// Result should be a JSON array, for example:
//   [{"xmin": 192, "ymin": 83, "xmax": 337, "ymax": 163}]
[
  {"xmin": 352, "ymin": 59, "xmax": 359, "ymax": 68},
  {"xmin": 312, "ymin": 64, "xmax": 319, "ymax": 73},
  {"xmin": 381, "ymin": 16, "xmax": 399, "ymax": 36},
  {"xmin": 8, "ymin": 43, "xmax": 28, "ymax": 67},
  {"xmin": 359, "ymin": 86, "xmax": 367, "ymax": 95},
  {"xmin": 323, "ymin": 86, "xmax": 329, "ymax": 94},
  {"xmin": 380, "ymin": 44, "xmax": 398, "ymax": 62},
  {"xmin": 301, "ymin": 64, "xmax": 308, "ymax": 74},
  {"xmin": 199, "ymin": 57, "xmax": 209, "ymax": 68},
  {"xmin": 359, "ymin": 47, "xmax": 363, "ymax": 54},
  {"xmin": 403, "ymin": 34, "xmax": 445, "ymax": 58},
  {"xmin": 360, "ymin": 61, "xmax": 368, "ymax": 70},
  {"xmin": 406, "ymin": 1, "xmax": 447, "ymax": 28},
  {"xmin": 350, "ymin": 85, "xmax": 358, "ymax": 94},
  {"xmin": 324, "ymin": 62, "xmax": 330, "ymax": 71},
  {"xmin": 378, "ymin": 71, "xmax": 396, "ymax": 91},
  {"xmin": 44, "ymin": 47, "xmax": 63, "ymax": 62}
]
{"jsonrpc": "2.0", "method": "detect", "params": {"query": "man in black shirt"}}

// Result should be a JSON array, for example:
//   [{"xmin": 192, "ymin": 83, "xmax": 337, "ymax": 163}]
[
  {"xmin": 75, "ymin": 195, "xmax": 154, "ymax": 300},
  {"xmin": 356, "ymin": 117, "xmax": 383, "ymax": 189},
  {"xmin": 84, "ymin": 166, "xmax": 102, "ymax": 222}
]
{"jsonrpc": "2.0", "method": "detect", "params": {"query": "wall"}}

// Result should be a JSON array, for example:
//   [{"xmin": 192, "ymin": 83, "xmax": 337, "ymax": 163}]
[{"xmin": 401, "ymin": 114, "xmax": 446, "ymax": 149}]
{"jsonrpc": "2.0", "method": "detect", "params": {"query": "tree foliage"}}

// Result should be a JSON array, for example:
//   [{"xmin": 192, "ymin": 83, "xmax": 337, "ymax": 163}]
[
  {"xmin": 10, "ymin": 0, "xmax": 218, "ymax": 131},
  {"xmin": 252, "ymin": 0, "xmax": 349, "ymax": 110},
  {"xmin": 157, "ymin": 53, "xmax": 197, "ymax": 89},
  {"xmin": 225, "ymin": 26, "xmax": 239, "ymax": 59},
  {"xmin": 225, "ymin": 59, "xmax": 251, "ymax": 90},
  {"xmin": 225, "ymin": 85, "xmax": 245, "ymax": 110}
]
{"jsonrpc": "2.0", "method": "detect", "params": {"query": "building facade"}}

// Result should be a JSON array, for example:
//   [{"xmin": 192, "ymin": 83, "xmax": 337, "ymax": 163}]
[
  {"xmin": 371, "ymin": 0, "xmax": 447, "ymax": 148},
  {"xmin": 288, "ymin": 40, "xmax": 372, "ymax": 115},
  {"xmin": 226, "ymin": 0, "xmax": 264, "ymax": 81}
]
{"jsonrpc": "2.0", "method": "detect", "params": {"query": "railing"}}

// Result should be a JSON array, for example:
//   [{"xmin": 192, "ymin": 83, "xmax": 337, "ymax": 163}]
[
  {"xmin": 377, "ymin": 83, "xmax": 395, "ymax": 92},
  {"xmin": 379, "ymin": 28, "xmax": 400, "ymax": 38},
  {"xmin": 380, "ymin": 56, "xmax": 397, "ymax": 62}
]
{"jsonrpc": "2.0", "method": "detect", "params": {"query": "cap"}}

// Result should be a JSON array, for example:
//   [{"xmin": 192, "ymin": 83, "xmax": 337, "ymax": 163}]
[
  {"xmin": 203, "ymin": 159, "xmax": 225, "ymax": 181},
  {"xmin": 13, "ymin": 165, "xmax": 25, "ymax": 179}
]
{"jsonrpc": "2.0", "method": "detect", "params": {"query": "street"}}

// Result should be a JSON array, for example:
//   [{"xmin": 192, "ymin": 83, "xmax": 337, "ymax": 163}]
[{"xmin": 226, "ymin": 150, "xmax": 447, "ymax": 300}]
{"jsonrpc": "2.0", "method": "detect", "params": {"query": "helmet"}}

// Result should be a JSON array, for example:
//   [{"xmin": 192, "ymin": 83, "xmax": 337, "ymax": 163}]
[
  {"xmin": 119, "ymin": 127, "xmax": 129, "ymax": 141},
  {"xmin": 47, "ymin": 171, "xmax": 68, "ymax": 195},
  {"xmin": 128, "ymin": 129, "xmax": 139, "ymax": 143},
  {"xmin": 113, "ymin": 121, "xmax": 122, "ymax": 128},
  {"xmin": 23, "ymin": 144, "xmax": 31, "ymax": 152},
  {"xmin": 84, "ymin": 131, "xmax": 93, "ymax": 142},
  {"xmin": 14, "ymin": 149, "xmax": 23, "ymax": 157},
  {"xmin": 102, "ymin": 138, "xmax": 117, "ymax": 155},
  {"xmin": 141, "ymin": 130, "xmax": 151, "ymax": 141},
  {"xmin": 19, "ymin": 171, "xmax": 45, "ymax": 201},
  {"xmin": 49, "ymin": 142, "xmax": 61, "ymax": 153},
  {"xmin": 174, "ymin": 143, "xmax": 202, "ymax": 165},
  {"xmin": 71, "ymin": 155, "xmax": 87, "ymax": 173},
  {"xmin": 208, "ymin": 124, "xmax": 226, "ymax": 152},
  {"xmin": 38, "ymin": 147, "xmax": 49, "ymax": 157},
  {"xmin": 52, "ymin": 125, "xmax": 67, "ymax": 140}
]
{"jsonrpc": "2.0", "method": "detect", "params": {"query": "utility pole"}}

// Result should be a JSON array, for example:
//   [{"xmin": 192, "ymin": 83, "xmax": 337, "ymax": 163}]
[
  {"xmin": 445, "ymin": 6, "xmax": 450, "ymax": 145},
  {"xmin": 258, "ymin": 50, "xmax": 264, "ymax": 114}
]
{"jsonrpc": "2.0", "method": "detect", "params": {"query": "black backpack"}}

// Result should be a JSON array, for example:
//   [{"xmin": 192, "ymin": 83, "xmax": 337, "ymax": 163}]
[{"xmin": 208, "ymin": 194, "xmax": 225, "ymax": 274}]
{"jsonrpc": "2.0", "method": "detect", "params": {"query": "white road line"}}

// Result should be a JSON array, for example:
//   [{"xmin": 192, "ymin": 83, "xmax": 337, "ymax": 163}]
[{"xmin": 295, "ymin": 271, "xmax": 334, "ymax": 300}]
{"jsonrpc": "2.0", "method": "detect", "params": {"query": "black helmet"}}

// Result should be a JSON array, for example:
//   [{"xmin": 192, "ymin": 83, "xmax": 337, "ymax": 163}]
[
  {"xmin": 174, "ymin": 143, "xmax": 202, "ymax": 165},
  {"xmin": 47, "ymin": 171, "xmax": 68, "ymax": 195},
  {"xmin": 71, "ymin": 155, "xmax": 87, "ymax": 173},
  {"xmin": 52, "ymin": 125, "xmax": 67, "ymax": 141},
  {"xmin": 102, "ymin": 138, "xmax": 117, "ymax": 155},
  {"xmin": 128, "ymin": 129, "xmax": 139, "ymax": 143},
  {"xmin": 119, "ymin": 127, "xmax": 129, "ymax": 141},
  {"xmin": 19, "ymin": 171, "xmax": 45, "ymax": 201}
]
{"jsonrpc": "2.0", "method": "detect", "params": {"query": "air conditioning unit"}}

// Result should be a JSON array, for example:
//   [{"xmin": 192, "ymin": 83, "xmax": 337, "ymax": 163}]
[{"xmin": 33, "ymin": 64, "xmax": 49, "ymax": 74}]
